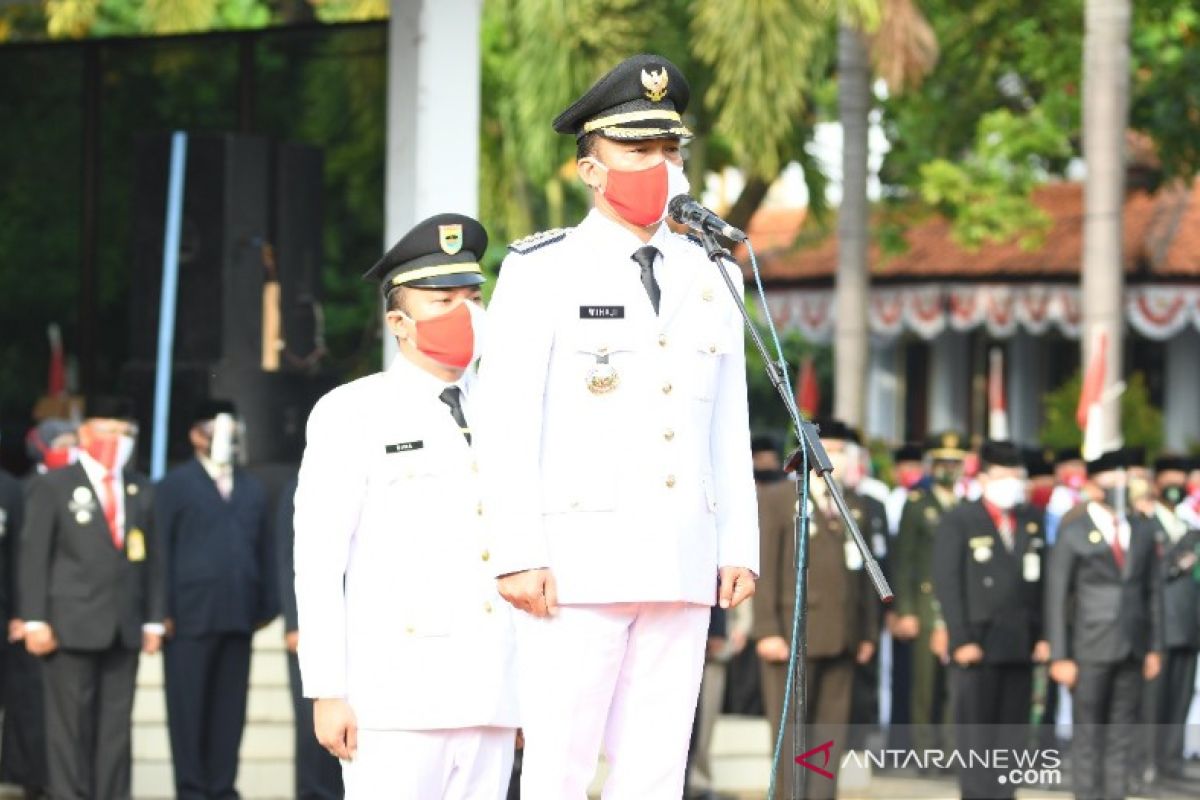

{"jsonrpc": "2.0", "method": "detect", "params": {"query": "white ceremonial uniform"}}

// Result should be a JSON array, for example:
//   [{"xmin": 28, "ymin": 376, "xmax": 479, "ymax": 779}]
[
  {"xmin": 294, "ymin": 353, "xmax": 518, "ymax": 799},
  {"xmin": 474, "ymin": 209, "xmax": 759, "ymax": 799}
]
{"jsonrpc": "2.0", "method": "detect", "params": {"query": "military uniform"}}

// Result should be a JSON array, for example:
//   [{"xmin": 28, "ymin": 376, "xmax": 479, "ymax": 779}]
[
  {"xmin": 932, "ymin": 441, "xmax": 1046, "ymax": 799},
  {"xmin": 295, "ymin": 216, "xmax": 518, "ymax": 799},
  {"xmin": 754, "ymin": 478, "xmax": 880, "ymax": 799},
  {"xmin": 1045, "ymin": 450, "xmax": 1165, "ymax": 800},
  {"xmin": 893, "ymin": 432, "xmax": 966, "ymax": 756},
  {"xmin": 474, "ymin": 54, "xmax": 757, "ymax": 800},
  {"xmin": 893, "ymin": 485, "xmax": 954, "ymax": 750}
]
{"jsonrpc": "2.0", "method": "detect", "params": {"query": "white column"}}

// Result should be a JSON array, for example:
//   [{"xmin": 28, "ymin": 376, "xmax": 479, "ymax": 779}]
[
  {"xmin": 1164, "ymin": 327, "xmax": 1200, "ymax": 450},
  {"xmin": 1007, "ymin": 331, "xmax": 1043, "ymax": 446},
  {"xmin": 865, "ymin": 338, "xmax": 899, "ymax": 443},
  {"xmin": 928, "ymin": 330, "xmax": 969, "ymax": 433},
  {"xmin": 383, "ymin": 0, "xmax": 483, "ymax": 366}
]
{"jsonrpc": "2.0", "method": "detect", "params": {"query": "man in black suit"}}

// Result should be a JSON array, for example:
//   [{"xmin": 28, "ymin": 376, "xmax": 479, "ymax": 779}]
[
  {"xmin": 275, "ymin": 475, "xmax": 343, "ymax": 800},
  {"xmin": 933, "ymin": 440, "xmax": 1049, "ymax": 799},
  {"xmin": 19, "ymin": 396, "xmax": 164, "ymax": 800},
  {"xmin": 1045, "ymin": 447, "xmax": 1164, "ymax": 800},
  {"xmin": 157, "ymin": 400, "xmax": 279, "ymax": 800}
]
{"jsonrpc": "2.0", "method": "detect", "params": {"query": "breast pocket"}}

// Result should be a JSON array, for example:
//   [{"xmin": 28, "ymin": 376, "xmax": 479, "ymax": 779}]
[{"xmin": 693, "ymin": 335, "xmax": 734, "ymax": 401}]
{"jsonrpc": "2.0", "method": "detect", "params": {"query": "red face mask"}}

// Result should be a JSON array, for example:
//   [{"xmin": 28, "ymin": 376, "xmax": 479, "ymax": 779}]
[
  {"xmin": 43, "ymin": 447, "xmax": 77, "ymax": 470},
  {"xmin": 596, "ymin": 160, "xmax": 669, "ymax": 227},
  {"xmin": 895, "ymin": 466, "xmax": 923, "ymax": 490},
  {"xmin": 410, "ymin": 302, "xmax": 476, "ymax": 369},
  {"xmin": 84, "ymin": 436, "xmax": 121, "ymax": 472}
]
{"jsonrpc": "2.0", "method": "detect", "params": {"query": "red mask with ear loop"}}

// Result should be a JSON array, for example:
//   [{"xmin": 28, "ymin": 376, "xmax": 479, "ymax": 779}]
[
  {"xmin": 596, "ymin": 160, "xmax": 669, "ymax": 227},
  {"xmin": 411, "ymin": 302, "xmax": 476, "ymax": 369}
]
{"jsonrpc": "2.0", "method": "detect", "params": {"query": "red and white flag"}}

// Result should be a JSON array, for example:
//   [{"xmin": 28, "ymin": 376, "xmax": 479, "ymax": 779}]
[
  {"xmin": 1078, "ymin": 328, "xmax": 1124, "ymax": 461},
  {"xmin": 797, "ymin": 355, "xmax": 820, "ymax": 417},
  {"xmin": 47, "ymin": 323, "xmax": 66, "ymax": 397},
  {"xmin": 988, "ymin": 347, "xmax": 1008, "ymax": 440}
]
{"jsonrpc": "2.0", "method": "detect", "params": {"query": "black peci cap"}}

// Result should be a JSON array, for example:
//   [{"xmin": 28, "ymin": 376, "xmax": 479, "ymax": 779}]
[
  {"xmin": 1086, "ymin": 448, "xmax": 1130, "ymax": 477},
  {"xmin": 751, "ymin": 434, "xmax": 781, "ymax": 455},
  {"xmin": 1153, "ymin": 454, "xmax": 1192, "ymax": 474},
  {"xmin": 1055, "ymin": 446, "xmax": 1084, "ymax": 464},
  {"xmin": 84, "ymin": 395, "xmax": 134, "ymax": 422},
  {"xmin": 554, "ymin": 54, "xmax": 693, "ymax": 141},
  {"xmin": 1023, "ymin": 447, "xmax": 1055, "ymax": 478},
  {"xmin": 814, "ymin": 418, "xmax": 861, "ymax": 446},
  {"xmin": 980, "ymin": 440, "xmax": 1023, "ymax": 469},
  {"xmin": 192, "ymin": 399, "xmax": 237, "ymax": 426},
  {"xmin": 893, "ymin": 443, "xmax": 924, "ymax": 463},
  {"xmin": 363, "ymin": 213, "xmax": 488, "ymax": 293}
]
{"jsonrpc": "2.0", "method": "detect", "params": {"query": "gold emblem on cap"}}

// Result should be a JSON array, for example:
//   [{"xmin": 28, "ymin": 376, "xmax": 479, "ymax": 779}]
[
  {"xmin": 438, "ymin": 224, "xmax": 464, "ymax": 255},
  {"xmin": 586, "ymin": 355, "xmax": 620, "ymax": 395},
  {"xmin": 945, "ymin": 432, "xmax": 960, "ymax": 449},
  {"xmin": 641, "ymin": 68, "xmax": 669, "ymax": 102}
]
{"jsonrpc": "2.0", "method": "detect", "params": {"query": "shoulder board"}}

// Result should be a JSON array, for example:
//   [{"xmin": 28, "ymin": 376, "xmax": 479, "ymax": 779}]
[{"xmin": 507, "ymin": 228, "xmax": 570, "ymax": 255}]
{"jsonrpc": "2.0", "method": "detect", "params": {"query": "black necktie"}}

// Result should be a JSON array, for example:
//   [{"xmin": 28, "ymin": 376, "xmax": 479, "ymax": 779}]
[
  {"xmin": 438, "ymin": 386, "xmax": 471, "ymax": 445},
  {"xmin": 631, "ymin": 245, "xmax": 661, "ymax": 314}
]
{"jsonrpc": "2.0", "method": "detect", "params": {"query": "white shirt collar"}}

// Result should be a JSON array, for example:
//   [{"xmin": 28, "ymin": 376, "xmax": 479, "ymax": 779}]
[
  {"xmin": 579, "ymin": 208, "xmax": 672, "ymax": 259},
  {"xmin": 197, "ymin": 453, "xmax": 232, "ymax": 481},
  {"xmin": 388, "ymin": 348, "xmax": 471, "ymax": 398},
  {"xmin": 79, "ymin": 450, "xmax": 120, "ymax": 484}
]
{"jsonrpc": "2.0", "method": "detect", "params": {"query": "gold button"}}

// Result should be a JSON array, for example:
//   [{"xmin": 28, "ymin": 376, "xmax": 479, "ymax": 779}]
[
  {"xmin": 658, "ymin": 334, "xmax": 668, "ymax": 347},
  {"xmin": 708, "ymin": 344, "xmax": 717, "ymax": 354},
  {"xmin": 664, "ymin": 429, "xmax": 675, "ymax": 441},
  {"xmin": 481, "ymin": 550, "xmax": 490, "ymax": 562},
  {"xmin": 666, "ymin": 475, "xmax": 677, "ymax": 488},
  {"xmin": 484, "ymin": 602, "xmax": 493, "ymax": 614},
  {"xmin": 662, "ymin": 382, "xmax": 673, "ymax": 395}
]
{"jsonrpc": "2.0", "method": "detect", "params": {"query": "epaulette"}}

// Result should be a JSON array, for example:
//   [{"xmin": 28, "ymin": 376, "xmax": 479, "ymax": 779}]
[{"xmin": 507, "ymin": 228, "xmax": 570, "ymax": 255}]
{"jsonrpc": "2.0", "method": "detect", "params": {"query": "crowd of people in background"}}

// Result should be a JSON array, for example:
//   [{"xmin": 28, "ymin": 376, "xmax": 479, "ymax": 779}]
[{"xmin": 2, "ymin": 400, "xmax": 1199, "ymax": 800}]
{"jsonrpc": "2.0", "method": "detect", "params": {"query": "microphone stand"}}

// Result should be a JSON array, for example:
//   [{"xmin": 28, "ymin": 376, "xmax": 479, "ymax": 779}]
[{"xmin": 697, "ymin": 229, "xmax": 893, "ymax": 799}]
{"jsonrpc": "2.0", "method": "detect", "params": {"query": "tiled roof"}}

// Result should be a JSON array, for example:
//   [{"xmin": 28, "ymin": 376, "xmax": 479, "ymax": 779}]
[{"xmin": 753, "ymin": 178, "xmax": 1200, "ymax": 284}]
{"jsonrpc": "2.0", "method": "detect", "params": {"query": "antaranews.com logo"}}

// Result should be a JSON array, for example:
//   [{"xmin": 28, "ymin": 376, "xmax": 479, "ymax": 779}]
[{"xmin": 796, "ymin": 741, "xmax": 1064, "ymax": 787}]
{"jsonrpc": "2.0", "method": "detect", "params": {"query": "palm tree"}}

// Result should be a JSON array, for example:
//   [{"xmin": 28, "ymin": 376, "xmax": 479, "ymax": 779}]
[
  {"xmin": 834, "ymin": 0, "xmax": 937, "ymax": 428},
  {"xmin": 1080, "ymin": 0, "xmax": 1131, "ymax": 446}
]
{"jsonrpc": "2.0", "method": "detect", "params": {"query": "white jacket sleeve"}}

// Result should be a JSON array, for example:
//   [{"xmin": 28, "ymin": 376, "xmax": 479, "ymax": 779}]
[
  {"xmin": 474, "ymin": 253, "xmax": 556, "ymax": 577},
  {"xmin": 709, "ymin": 262, "xmax": 760, "ymax": 574},
  {"xmin": 293, "ymin": 391, "xmax": 366, "ymax": 698}
]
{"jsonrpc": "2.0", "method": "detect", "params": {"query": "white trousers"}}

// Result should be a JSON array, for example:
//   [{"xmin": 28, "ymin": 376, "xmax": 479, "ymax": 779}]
[
  {"xmin": 515, "ymin": 602, "xmax": 710, "ymax": 800},
  {"xmin": 341, "ymin": 726, "xmax": 516, "ymax": 799}
]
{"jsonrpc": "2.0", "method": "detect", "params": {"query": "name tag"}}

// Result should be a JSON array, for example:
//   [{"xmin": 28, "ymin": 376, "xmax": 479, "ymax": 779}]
[
  {"xmin": 385, "ymin": 441, "xmax": 424, "ymax": 454},
  {"xmin": 1023, "ymin": 552, "xmax": 1041, "ymax": 582},
  {"xmin": 127, "ymin": 529, "xmax": 146, "ymax": 563},
  {"xmin": 579, "ymin": 305, "xmax": 625, "ymax": 319}
]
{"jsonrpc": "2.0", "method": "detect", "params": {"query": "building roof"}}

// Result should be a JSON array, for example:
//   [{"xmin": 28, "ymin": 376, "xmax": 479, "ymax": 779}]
[{"xmin": 753, "ymin": 177, "xmax": 1200, "ymax": 285}]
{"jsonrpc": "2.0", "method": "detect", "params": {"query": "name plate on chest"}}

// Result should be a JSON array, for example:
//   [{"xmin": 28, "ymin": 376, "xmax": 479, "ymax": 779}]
[
  {"xmin": 385, "ymin": 441, "xmax": 424, "ymax": 454},
  {"xmin": 579, "ymin": 305, "xmax": 625, "ymax": 320}
]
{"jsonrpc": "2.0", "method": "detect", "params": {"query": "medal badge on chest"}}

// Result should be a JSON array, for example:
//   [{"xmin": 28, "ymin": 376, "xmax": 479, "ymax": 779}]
[
  {"xmin": 69, "ymin": 486, "xmax": 98, "ymax": 526},
  {"xmin": 586, "ymin": 353, "xmax": 620, "ymax": 395},
  {"xmin": 974, "ymin": 545, "xmax": 993, "ymax": 563}
]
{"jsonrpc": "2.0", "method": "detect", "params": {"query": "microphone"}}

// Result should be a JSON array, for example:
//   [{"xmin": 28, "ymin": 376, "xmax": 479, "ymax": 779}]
[{"xmin": 668, "ymin": 195, "xmax": 748, "ymax": 243}]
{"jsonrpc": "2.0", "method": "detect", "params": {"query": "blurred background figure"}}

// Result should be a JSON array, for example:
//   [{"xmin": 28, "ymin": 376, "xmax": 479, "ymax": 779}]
[
  {"xmin": 19, "ymin": 396, "xmax": 163, "ymax": 800},
  {"xmin": 892, "ymin": 432, "xmax": 967, "ymax": 766},
  {"xmin": 275, "ymin": 475, "xmax": 344, "ymax": 800},
  {"xmin": 754, "ymin": 419, "xmax": 880, "ymax": 799},
  {"xmin": 156, "ymin": 400, "xmax": 279, "ymax": 800},
  {"xmin": 933, "ymin": 440, "xmax": 1048, "ymax": 800},
  {"xmin": 0, "ymin": 419, "xmax": 75, "ymax": 799}
]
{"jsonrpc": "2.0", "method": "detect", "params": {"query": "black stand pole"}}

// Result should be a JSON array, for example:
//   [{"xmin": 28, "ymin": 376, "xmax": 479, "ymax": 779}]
[{"xmin": 698, "ymin": 231, "xmax": 894, "ymax": 799}]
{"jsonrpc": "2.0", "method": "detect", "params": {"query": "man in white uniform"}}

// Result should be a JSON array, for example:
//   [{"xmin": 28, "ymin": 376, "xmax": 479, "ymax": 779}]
[
  {"xmin": 294, "ymin": 214, "xmax": 518, "ymax": 799},
  {"xmin": 474, "ymin": 54, "xmax": 759, "ymax": 799}
]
